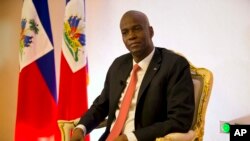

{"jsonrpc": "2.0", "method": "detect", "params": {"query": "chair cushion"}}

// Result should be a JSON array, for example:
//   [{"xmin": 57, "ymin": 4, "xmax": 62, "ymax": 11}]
[{"xmin": 164, "ymin": 130, "xmax": 195, "ymax": 141}]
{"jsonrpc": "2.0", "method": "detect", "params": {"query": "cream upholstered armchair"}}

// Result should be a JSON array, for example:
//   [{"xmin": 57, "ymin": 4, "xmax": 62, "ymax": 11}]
[
  {"xmin": 57, "ymin": 62, "xmax": 213, "ymax": 141},
  {"xmin": 156, "ymin": 63, "xmax": 213, "ymax": 141}
]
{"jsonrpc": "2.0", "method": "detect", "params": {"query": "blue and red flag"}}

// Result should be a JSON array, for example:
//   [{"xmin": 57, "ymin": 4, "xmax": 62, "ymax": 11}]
[
  {"xmin": 58, "ymin": 0, "xmax": 88, "ymax": 124},
  {"xmin": 57, "ymin": 0, "xmax": 89, "ymax": 140},
  {"xmin": 15, "ymin": 0, "xmax": 57, "ymax": 140}
]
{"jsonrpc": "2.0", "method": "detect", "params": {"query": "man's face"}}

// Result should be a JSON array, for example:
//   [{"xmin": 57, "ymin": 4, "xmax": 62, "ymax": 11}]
[{"xmin": 120, "ymin": 14, "xmax": 153, "ymax": 60}]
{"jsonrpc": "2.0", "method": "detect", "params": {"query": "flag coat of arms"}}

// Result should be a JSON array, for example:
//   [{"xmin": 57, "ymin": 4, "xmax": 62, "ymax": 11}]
[
  {"xmin": 16, "ymin": 0, "xmax": 57, "ymax": 140},
  {"xmin": 58, "ymin": 0, "xmax": 89, "ymax": 133}
]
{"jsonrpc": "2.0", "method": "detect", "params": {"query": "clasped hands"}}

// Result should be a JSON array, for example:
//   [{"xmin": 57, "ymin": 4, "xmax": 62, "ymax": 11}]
[{"xmin": 70, "ymin": 128, "xmax": 128, "ymax": 141}]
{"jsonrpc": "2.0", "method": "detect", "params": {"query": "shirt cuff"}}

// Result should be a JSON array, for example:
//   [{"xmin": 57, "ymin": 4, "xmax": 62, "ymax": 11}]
[
  {"xmin": 125, "ymin": 132, "xmax": 138, "ymax": 141},
  {"xmin": 75, "ymin": 124, "xmax": 87, "ymax": 136}
]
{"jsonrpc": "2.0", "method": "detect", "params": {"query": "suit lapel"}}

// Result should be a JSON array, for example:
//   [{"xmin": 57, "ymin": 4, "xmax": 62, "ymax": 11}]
[
  {"xmin": 112, "ymin": 56, "xmax": 133, "ymax": 113},
  {"xmin": 137, "ymin": 48, "xmax": 162, "ymax": 104}
]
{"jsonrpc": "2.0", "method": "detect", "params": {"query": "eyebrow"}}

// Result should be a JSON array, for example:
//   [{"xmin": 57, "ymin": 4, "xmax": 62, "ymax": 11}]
[{"xmin": 121, "ymin": 24, "xmax": 142, "ymax": 30}]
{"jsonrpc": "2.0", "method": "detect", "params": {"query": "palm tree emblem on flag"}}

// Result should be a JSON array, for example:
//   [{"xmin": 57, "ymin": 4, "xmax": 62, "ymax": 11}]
[
  {"xmin": 63, "ymin": 15, "xmax": 86, "ymax": 62},
  {"xmin": 19, "ymin": 19, "xmax": 39, "ymax": 59}
]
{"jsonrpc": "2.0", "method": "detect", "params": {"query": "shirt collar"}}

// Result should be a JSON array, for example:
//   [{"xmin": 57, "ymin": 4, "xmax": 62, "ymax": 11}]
[{"xmin": 133, "ymin": 47, "xmax": 155, "ymax": 71}]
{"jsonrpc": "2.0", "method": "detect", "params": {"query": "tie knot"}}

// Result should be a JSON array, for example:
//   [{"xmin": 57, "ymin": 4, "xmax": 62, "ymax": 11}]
[{"xmin": 133, "ymin": 64, "xmax": 141, "ymax": 73}]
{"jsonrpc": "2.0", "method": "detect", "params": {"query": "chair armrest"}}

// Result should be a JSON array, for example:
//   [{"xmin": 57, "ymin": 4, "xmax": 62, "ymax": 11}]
[
  {"xmin": 57, "ymin": 118, "xmax": 107, "ymax": 141},
  {"xmin": 155, "ymin": 130, "xmax": 195, "ymax": 141},
  {"xmin": 57, "ymin": 118, "xmax": 80, "ymax": 141}
]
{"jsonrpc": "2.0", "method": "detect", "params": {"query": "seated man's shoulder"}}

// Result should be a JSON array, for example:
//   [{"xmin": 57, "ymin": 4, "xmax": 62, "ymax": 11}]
[{"xmin": 157, "ymin": 47, "xmax": 187, "ymax": 62}]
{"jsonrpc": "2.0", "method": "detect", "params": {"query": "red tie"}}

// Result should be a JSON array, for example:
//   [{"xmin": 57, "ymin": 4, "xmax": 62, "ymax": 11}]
[{"xmin": 106, "ymin": 64, "xmax": 140, "ymax": 141}]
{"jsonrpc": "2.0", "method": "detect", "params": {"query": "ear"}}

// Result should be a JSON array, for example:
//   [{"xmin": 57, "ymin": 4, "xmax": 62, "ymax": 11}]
[{"xmin": 149, "ymin": 26, "xmax": 154, "ymax": 38}]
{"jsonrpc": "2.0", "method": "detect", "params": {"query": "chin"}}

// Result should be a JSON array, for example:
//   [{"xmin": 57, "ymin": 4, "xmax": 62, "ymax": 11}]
[{"xmin": 131, "ymin": 50, "xmax": 142, "ymax": 57}]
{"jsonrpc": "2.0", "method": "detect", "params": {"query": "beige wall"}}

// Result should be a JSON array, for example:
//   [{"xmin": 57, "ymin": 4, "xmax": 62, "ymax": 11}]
[{"xmin": 0, "ymin": 1, "xmax": 22, "ymax": 140}]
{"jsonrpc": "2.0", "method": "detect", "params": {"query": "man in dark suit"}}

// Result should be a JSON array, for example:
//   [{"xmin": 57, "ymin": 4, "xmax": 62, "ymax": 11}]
[{"xmin": 71, "ymin": 10, "xmax": 194, "ymax": 141}]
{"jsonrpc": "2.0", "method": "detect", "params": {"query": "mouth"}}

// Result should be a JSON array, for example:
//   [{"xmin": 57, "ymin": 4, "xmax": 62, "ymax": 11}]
[{"xmin": 129, "ymin": 42, "xmax": 141, "ymax": 48}]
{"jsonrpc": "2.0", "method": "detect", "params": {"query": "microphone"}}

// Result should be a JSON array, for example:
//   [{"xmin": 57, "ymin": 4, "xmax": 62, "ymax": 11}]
[
  {"xmin": 120, "ymin": 80, "xmax": 127, "ymax": 91},
  {"xmin": 120, "ymin": 80, "xmax": 126, "ymax": 86}
]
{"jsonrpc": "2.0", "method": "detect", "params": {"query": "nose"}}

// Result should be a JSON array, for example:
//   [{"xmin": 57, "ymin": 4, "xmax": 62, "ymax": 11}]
[{"xmin": 128, "ymin": 31, "xmax": 137, "ymax": 40}]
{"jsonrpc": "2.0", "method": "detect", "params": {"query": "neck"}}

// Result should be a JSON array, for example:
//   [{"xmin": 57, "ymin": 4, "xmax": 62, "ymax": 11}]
[{"xmin": 133, "ymin": 46, "xmax": 154, "ymax": 63}]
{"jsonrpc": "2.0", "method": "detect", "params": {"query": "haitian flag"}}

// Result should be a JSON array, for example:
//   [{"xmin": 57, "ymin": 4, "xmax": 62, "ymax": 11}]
[
  {"xmin": 15, "ymin": 0, "xmax": 57, "ymax": 140},
  {"xmin": 58, "ymin": 0, "xmax": 88, "ymax": 139}
]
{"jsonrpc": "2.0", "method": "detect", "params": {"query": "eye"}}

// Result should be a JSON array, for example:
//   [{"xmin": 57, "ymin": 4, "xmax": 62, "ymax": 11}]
[
  {"xmin": 133, "ymin": 25, "xmax": 143, "ymax": 31},
  {"xmin": 121, "ymin": 30, "xmax": 128, "ymax": 36}
]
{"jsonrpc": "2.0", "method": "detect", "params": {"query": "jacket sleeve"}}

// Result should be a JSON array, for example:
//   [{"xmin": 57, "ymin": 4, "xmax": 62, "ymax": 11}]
[{"xmin": 78, "ymin": 66, "xmax": 112, "ymax": 134}]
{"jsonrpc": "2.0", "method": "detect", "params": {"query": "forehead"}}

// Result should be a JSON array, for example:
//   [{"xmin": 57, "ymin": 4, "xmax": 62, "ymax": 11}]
[{"xmin": 120, "ymin": 14, "xmax": 147, "ymax": 30}]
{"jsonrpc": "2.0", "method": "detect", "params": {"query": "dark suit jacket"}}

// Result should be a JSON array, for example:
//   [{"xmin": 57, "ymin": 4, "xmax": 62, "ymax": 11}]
[{"xmin": 79, "ymin": 47, "xmax": 195, "ymax": 141}]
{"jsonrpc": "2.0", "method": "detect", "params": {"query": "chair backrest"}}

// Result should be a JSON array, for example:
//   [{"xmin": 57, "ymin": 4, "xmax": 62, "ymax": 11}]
[{"xmin": 189, "ymin": 63, "xmax": 213, "ymax": 141}]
